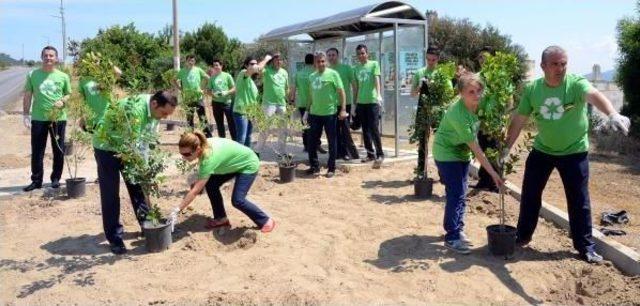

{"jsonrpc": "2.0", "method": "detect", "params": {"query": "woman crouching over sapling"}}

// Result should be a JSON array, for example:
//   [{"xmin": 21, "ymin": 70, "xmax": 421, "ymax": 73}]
[
  {"xmin": 433, "ymin": 72, "xmax": 503, "ymax": 254},
  {"xmin": 171, "ymin": 131, "xmax": 275, "ymax": 232}
]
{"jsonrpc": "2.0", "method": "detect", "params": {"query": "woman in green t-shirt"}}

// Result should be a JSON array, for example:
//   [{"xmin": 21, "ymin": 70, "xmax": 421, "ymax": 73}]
[
  {"xmin": 171, "ymin": 131, "xmax": 275, "ymax": 233},
  {"xmin": 433, "ymin": 73, "xmax": 503, "ymax": 254}
]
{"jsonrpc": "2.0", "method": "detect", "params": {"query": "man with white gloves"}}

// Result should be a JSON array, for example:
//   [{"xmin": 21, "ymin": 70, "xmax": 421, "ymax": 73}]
[{"xmin": 504, "ymin": 46, "xmax": 631, "ymax": 264}]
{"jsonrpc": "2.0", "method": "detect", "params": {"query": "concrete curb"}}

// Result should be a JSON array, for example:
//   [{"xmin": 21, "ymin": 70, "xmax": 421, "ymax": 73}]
[{"xmin": 469, "ymin": 162, "xmax": 640, "ymax": 275}]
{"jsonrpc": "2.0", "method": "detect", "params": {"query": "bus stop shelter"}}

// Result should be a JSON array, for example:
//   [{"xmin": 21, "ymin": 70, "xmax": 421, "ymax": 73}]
[{"xmin": 261, "ymin": 1, "xmax": 428, "ymax": 157}]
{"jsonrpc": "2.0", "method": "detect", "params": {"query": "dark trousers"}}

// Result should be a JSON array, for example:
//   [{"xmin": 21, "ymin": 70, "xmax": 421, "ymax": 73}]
[
  {"xmin": 436, "ymin": 160, "xmax": 470, "ymax": 241},
  {"xmin": 298, "ymin": 107, "xmax": 320, "ymax": 151},
  {"xmin": 212, "ymin": 101, "xmax": 236, "ymax": 140},
  {"xmin": 308, "ymin": 114, "xmax": 338, "ymax": 171},
  {"xmin": 186, "ymin": 100, "xmax": 212, "ymax": 138},
  {"xmin": 337, "ymin": 105, "xmax": 359, "ymax": 159},
  {"xmin": 205, "ymin": 172, "xmax": 269, "ymax": 227},
  {"xmin": 30, "ymin": 120, "xmax": 66, "ymax": 184},
  {"xmin": 94, "ymin": 148, "xmax": 149, "ymax": 246},
  {"xmin": 517, "ymin": 149, "xmax": 595, "ymax": 254},
  {"xmin": 477, "ymin": 131, "xmax": 499, "ymax": 188},
  {"xmin": 356, "ymin": 103, "xmax": 384, "ymax": 158}
]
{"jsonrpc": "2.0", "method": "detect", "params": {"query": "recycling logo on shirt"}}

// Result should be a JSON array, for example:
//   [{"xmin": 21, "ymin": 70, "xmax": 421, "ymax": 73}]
[
  {"xmin": 540, "ymin": 97, "xmax": 564, "ymax": 120},
  {"xmin": 272, "ymin": 73, "xmax": 286, "ymax": 87},
  {"xmin": 215, "ymin": 78, "xmax": 225, "ymax": 88},
  {"xmin": 357, "ymin": 69, "xmax": 370, "ymax": 82},
  {"xmin": 311, "ymin": 76, "xmax": 323, "ymax": 90},
  {"xmin": 85, "ymin": 81, "xmax": 99, "ymax": 96},
  {"xmin": 39, "ymin": 79, "xmax": 59, "ymax": 97}
]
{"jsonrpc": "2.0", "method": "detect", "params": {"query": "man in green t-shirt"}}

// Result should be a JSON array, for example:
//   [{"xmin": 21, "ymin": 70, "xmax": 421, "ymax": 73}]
[
  {"xmin": 93, "ymin": 91, "xmax": 178, "ymax": 254},
  {"xmin": 505, "ymin": 46, "xmax": 631, "ymax": 264},
  {"xmin": 290, "ymin": 54, "xmax": 322, "ymax": 153},
  {"xmin": 353, "ymin": 44, "xmax": 384, "ymax": 166},
  {"xmin": 175, "ymin": 54, "xmax": 212, "ymax": 137},
  {"xmin": 303, "ymin": 51, "xmax": 348, "ymax": 178},
  {"xmin": 410, "ymin": 46, "xmax": 454, "ymax": 177},
  {"xmin": 208, "ymin": 58, "xmax": 236, "ymax": 140},
  {"xmin": 327, "ymin": 47, "xmax": 359, "ymax": 161},
  {"xmin": 256, "ymin": 53, "xmax": 290, "ymax": 155},
  {"xmin": 22, "ymin": 46, "xmax": 71, "ymax": 192}
]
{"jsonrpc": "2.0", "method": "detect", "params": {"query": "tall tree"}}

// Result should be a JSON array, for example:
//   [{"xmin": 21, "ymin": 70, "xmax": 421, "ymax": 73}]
[{"xmin": 616, "ymin": 1, "xmax": 640, "ymax": 137}]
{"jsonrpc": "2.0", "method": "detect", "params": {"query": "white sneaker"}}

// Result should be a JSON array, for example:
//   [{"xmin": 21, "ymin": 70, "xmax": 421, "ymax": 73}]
[
  {"xmin": 459, "ymin": 232, "xmax": 474, "ymax": 246},
  {"xmin": 445, "ymin": 239, "xmax": 471, "ymax": 255}
]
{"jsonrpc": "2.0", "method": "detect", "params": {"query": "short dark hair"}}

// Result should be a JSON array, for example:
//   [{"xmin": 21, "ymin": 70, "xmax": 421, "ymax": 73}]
[
  {"xmin": 41, "ymin": 45, "xmax": 58, "ymax": 58},
  {"xmin": 151, "ymin": 90, "xmax": 178, "ymax": 107},
  {"xmin": 327, "ymin": 47, "xmax": 339, "ymax": 55},
  {"xmin": 243, "ymin": 56, "xmax": 256, "ymax": 68},
  {"xmin": 426, "ymin": 46, "xmax": 440, "ymax": 56},
  {"xmin": 185, "ymin": 54, "xmax": 196, "ymax": 61},
  {"xmin": 212, "ymin": 58, "xmax": 223, "ymax": 66},
  {"xmin": 304, "ymin": 53, "xmax": 314, "ymax": 65},
  {"xmin": 356, "ymin": 44, "xmax": 368, "ymax": 52}
]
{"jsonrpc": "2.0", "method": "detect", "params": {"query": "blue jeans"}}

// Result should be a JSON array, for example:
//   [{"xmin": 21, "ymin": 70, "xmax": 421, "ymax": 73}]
[
  {"xmin": 308, "ymin": 114, "xmax": 337, "ymax": 171},
  {"xmin": 94, "ymin": 148, "xmax": 149, "ymax": 246},
  {"xmin": 518, "ymin": 149, "xmax": 595, "ymax": 254},
  {"xmin": 233, "ymin": 112, "xmax": 253, "ymax": 148},
  {"xmin": 436, "ymin": 160, "xmax": 470, "ymax": 241},
  {"xmin": 205, "ymin": 172, "xmax": 269, "ymax": 227}
]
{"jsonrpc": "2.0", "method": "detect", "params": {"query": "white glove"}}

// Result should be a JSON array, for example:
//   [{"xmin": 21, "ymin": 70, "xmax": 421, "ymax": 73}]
[
  {"xmin": 23, "ymin": 115, "xmax": 31, "ymax": 129},
  {"xmin": 302, "ymin": 111, "xmax": 309, "ymax": 125},
  {"xmin": 54, "ymin": 100, "xmax": 64, "ymax": 108},
  {"xmin": 169, "ymin": 207, "xmax": 180, "ymax": 232},
  {"xmin": 608, "ymin": 112, "xmax": 631, "ymax": 136},
  {"xmin": 376, "ymin": 95, "xmax": 383, "ymax": 105}
]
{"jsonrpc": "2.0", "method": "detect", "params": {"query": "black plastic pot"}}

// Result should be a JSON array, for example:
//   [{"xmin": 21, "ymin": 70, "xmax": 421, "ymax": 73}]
[
  {"xmin": 66, "ymin": 177, "xmax": 86, "ymax": 198},
  {"xmin": 414, "ymin": 177, "xmax": 434, "ymax": 199},
  {"xmin": 279, "ymin": 164, "xmax": 296, "ymax": 183},
  {"xmin": 142, "ymin": 219, "xmax": 172, "ymax": 253},
  {"xmin": 486, "ymin": 224, "xmax": 517, "ymax": 258},
  {"xmin": 64, "ymin": 141, "xmax": 74, "ymax": 156},
  {"xmin": 166, "ymin": 123, "xmax": 176, "ymax": 131}
]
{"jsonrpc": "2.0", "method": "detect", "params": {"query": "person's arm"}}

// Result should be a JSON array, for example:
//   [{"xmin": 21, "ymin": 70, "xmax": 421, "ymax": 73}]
[
  {"xmin": 468, "ymin": 141, "xmax": 503, "ymax": 186},
  {"xmin": 375, "ymin": 75, "xmax": 382, "ymax": 103},
  {"xmin": 177, "ymin": 178, "xmax": 207, "ymax": 211},
  {"xmin": 247, "ymin": 54, "xmax": 272, "ymax": 76},
  {"xmin": 226, "ymin": 74, "xmax": 236, "ymax": 95},
  {"xmin": 410, "ymin": 72, "xmax": 421, "ymax": 97},
  {"xmin": 586, "ymin": 88, "xmax": 617, "ymax": 116},
  {"xmin": 337, "ymin": 88, "xmax": 347, "ymax": 119},
  {"xmin": 505, "ymin": 114, "xmax": 529, "ymax": 150},
  {"xmin": 23, "ymin": 91, "xmax": 32, "ymax": 115}
]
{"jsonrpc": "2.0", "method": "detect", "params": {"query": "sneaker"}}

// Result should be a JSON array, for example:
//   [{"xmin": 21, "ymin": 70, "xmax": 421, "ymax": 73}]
[
  {"xmin": 582, "ymin": 251, "xmax": 603, "ymax": 264},
  {"xmin": 109, "ymin": 242, "xmax": 127, "ymax": 255},
  {"xmin": 445, "ymin": 239, "xmax": 471, "ymax": 255},
  {"xmin": 305, "ymin": 167, "xmax": 320, "ymax": 175},
  {"xmin": 343, "ymin": 155, "xmax": 351, "ymax": 161},
  {"xmin": 50, "ymin": 180, "xmax": 60, "ymax": 189},
  {"xmin": 326, "ymin": 171, "xmax": 335, "ymax": 178},
  {"xmin": 317, "ymin": 146, "xmax": 328, "ymax": 154},
  {"xmin": 261, "ymin": 218, "xmax": 276, "ymax": 233},
  {"xmin": 515, "ymin": 237, "xmax": 531, "ymax": 248},
  {"xmin": 361, "ymin": 156, "xmax": 375, "ymax": 163},
  {"xmin": 372, "ymin": 157, "xmax": 384, "ymax": 169},
  {"xmin": 459, "ymin": 232, "xmax": 474, "ymax": 246},
  {"xmin": 23, "ymin": 182, "xmax": 42, "ymax": 192}
]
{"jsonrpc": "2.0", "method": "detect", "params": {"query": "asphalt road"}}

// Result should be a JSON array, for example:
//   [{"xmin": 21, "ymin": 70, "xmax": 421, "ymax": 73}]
[{"xmin": 0, "ymin": 66, "xmax": 31, "ymax": 111}]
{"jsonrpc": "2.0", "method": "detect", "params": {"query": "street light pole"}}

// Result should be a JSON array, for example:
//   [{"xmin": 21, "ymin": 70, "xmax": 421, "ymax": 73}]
[
  {"xmin": 172, "ymin": 0, "xmax": 180, "ymax": 71},
  {"xmin": 51, "ymin": 0, "xmax": 66, "ymax": 64}
]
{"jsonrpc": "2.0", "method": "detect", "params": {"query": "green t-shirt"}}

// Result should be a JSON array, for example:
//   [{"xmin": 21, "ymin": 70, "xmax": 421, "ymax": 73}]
[
  {"xmin": 262, "ymin": 66, "xmax": 289, "ymax": 105},
  {"xmin": 517, "ymin": 74, "xmax": 592, "ymax": 156},
  {"xmin": 79, "ymin": 77, "xmax": 110, "ymax": 128},
  {"xmin": 92, "ymin": 94, "xmax": 157, "ymax": 152},
  {"xmin": 353, "ymin": 60, "xmax": 380, "ymax": 104},
  {"xmin": 294, "ymin": 66, "xmax": 313, "ymax": 108},
  {"xmin": 233, "ymin": 70, "xmax": 259, "ymax": 115},
  {"xmin": 331, "ymin": 63, "xmax": 354, "ymax": 105},
  {"xmin": 433, "ymin": 99, "xmax": 480, "ymax": 162},
  {"xmin": 412, "ymin": 67, "xmax": 453, "ymax": 92},
  {"xmin": 177, "ymin": 66, "xmax": 208, "ymax": 101},
  {"xmin": 198, "ymin": 137, "xmax": 260, "ymax": 179},
  {"xmin": 24, "ymin": 68, "xmax": 71, "ymax": 121},
  {"xmin": 209, "ymin": 71, "xmax": 235, "ymax": 104},
  {"xmin": 309, "ymin": 68, "xmax": 344, "ymax": 116}
]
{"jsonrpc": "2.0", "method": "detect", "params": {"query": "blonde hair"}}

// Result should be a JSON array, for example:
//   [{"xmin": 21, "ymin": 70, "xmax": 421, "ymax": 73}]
[
  {"xmin": 457, "ymin": 72, "xmax": 485, "ymax": 92},
  {"xmin": 178, "ymin": 130, "xmax": 209, "ymax": 152}
]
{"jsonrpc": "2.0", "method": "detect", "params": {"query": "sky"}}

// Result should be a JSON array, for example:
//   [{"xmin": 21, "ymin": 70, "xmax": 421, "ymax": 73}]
[{"xmin": 0, "ymin": 0, "xmax": 636, "ymax": 76}]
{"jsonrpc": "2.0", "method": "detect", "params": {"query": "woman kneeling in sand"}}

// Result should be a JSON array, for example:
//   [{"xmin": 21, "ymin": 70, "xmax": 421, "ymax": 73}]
[{"xmin": 170, "ymin": 131, "xmax": 276, "ymax": 232}]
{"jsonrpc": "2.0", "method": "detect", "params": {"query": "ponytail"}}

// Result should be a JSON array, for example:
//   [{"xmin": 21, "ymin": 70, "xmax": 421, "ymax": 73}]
[{"xmin": 178, "ymin": 130, "xmax": 209, "ymax": 152}]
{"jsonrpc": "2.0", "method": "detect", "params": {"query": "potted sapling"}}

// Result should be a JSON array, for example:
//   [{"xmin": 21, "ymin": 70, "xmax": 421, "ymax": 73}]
[
  {"xmin": 408, "ymin": 62, "xmax": 456, "ymax": 198},
  {"xmin": 480, "ymin": 52, "xmax": 532, "ymax": 258}
]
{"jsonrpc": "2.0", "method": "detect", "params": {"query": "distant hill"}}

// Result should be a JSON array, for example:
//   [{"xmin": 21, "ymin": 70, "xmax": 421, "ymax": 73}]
[
  {"xmin": 584, "ymin": 69, "xmax": 616, "ymax": 82},
  {"xmin": 0, "ymin": 53, "xmax": 19, "ymax": 65}
]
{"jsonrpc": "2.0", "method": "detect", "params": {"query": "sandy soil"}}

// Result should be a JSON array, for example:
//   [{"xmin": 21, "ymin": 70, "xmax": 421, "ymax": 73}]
[{"xmin": 1, "ymin": 161, "xmax": 640, "ymax": 305}]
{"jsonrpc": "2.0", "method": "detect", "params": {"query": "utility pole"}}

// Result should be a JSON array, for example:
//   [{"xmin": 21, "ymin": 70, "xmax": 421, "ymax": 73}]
[
  {"xmin": 51, "ymin": 0, "xmax": 66, "ymax": 64},
  {"xmin": 172, "ymin": 0, "xmax": 180, "ymax": 71}
]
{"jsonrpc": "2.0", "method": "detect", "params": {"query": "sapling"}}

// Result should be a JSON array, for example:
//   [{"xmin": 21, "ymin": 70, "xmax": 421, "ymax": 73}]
[{"xmin": 245, "ymin": 102, "xmax": 303, "ymax": 167}]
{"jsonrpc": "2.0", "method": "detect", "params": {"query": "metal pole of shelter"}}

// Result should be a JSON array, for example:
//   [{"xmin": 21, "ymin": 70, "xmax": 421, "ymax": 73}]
[
  {"xmin": 172, "ymin": 0, "xmax": 180, "ymax": 71},
  {"xmin": 393, "ymin": 23, "xmax": 400, "ymax": 157}
]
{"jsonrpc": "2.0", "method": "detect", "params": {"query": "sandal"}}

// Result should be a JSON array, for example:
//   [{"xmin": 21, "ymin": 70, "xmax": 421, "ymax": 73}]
[
  {"xmin": 205, "ymin": 218, "xmax": 230, "ymax": 230},
  {"xmin": 261, "ymin": 218, "xmax": 276, "ymax": 233}
]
